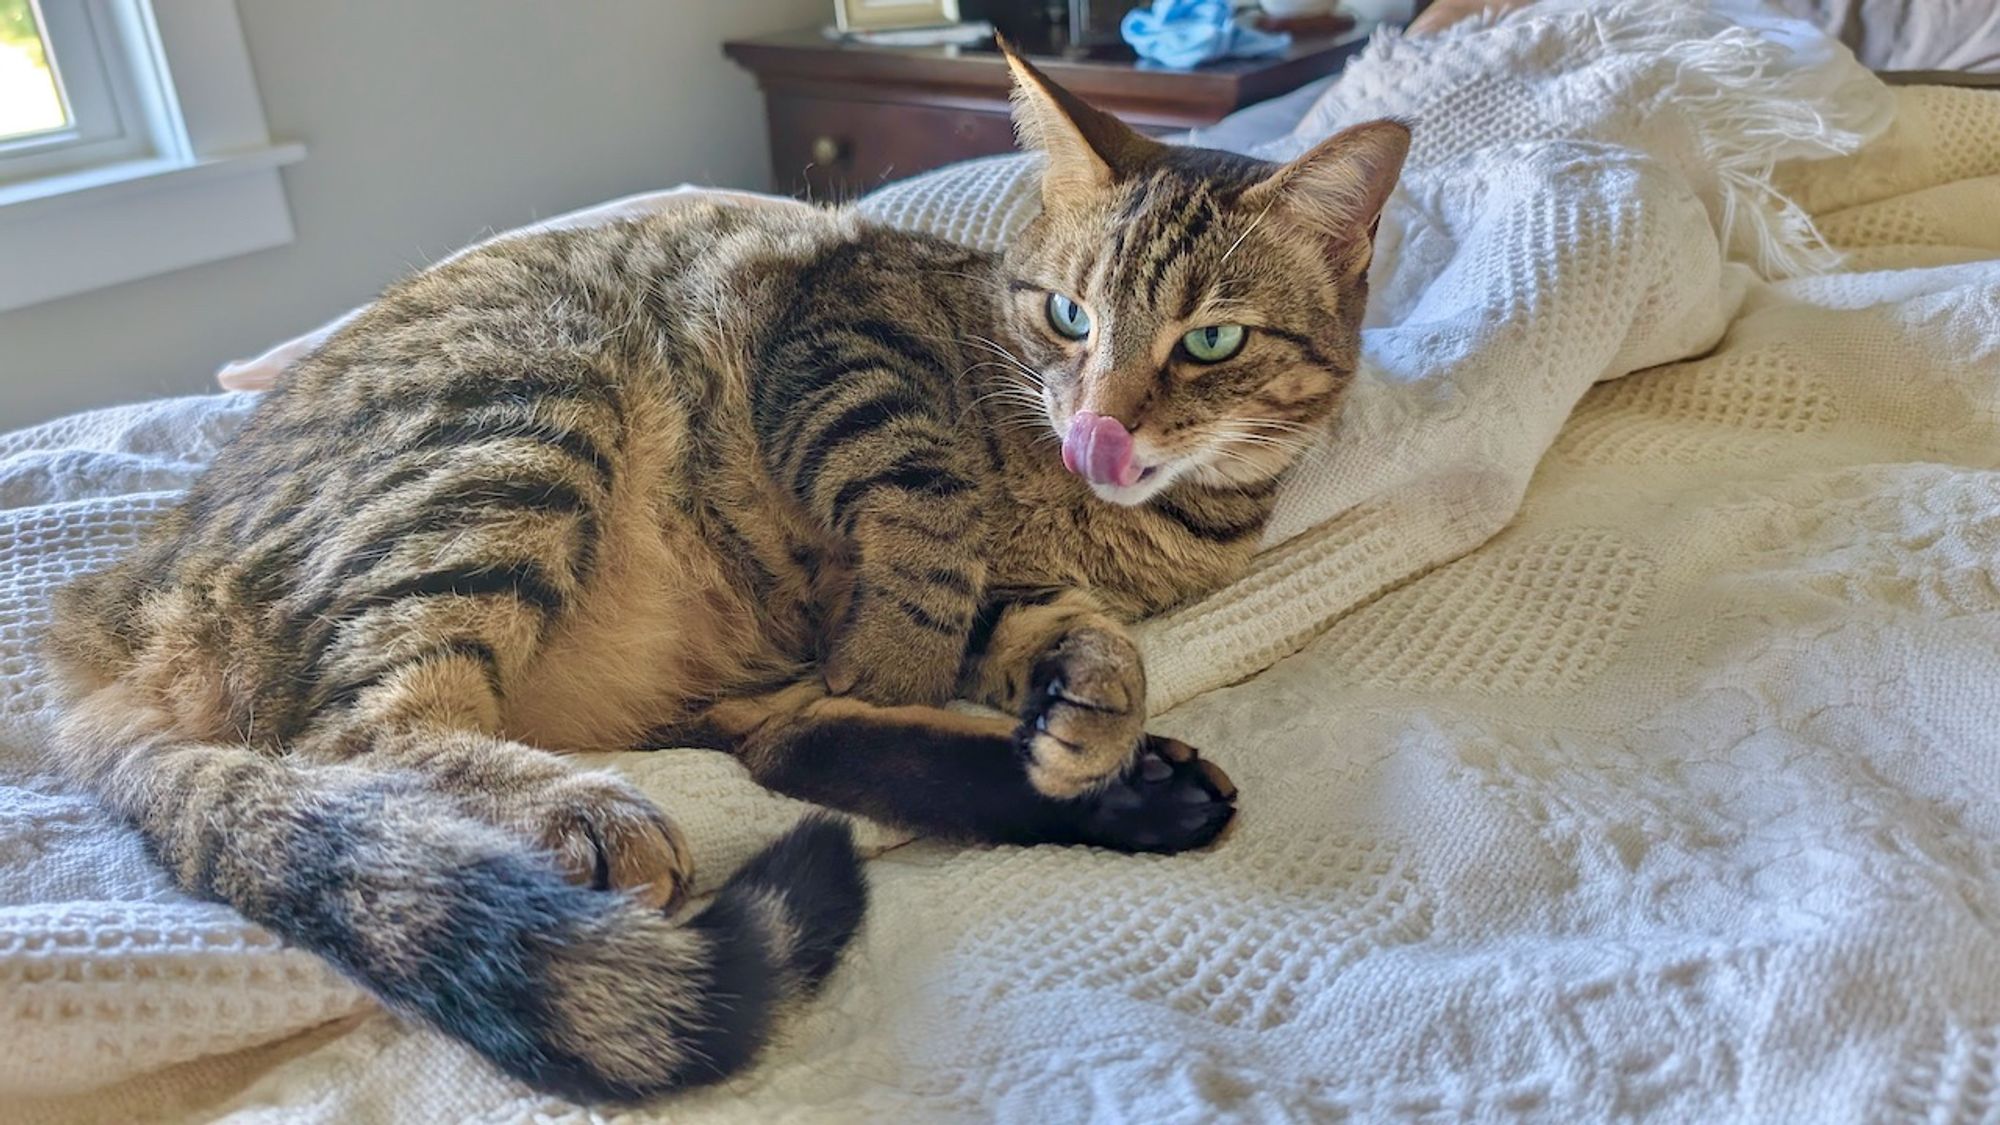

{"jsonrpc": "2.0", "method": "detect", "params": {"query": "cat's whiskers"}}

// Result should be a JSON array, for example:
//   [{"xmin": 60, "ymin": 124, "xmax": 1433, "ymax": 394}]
[
  {"xmin": 1208, "ymin": 423, "xmax": 1313, "ymax": 455},
  {"xmin": 959, "ymin": 359, "xmax": 1044, "ymax": 388},
  {"xmin": 970, "ymin": 392, "xmax": 1048, "ymax": 418},
  {"xmin": 1248, "ymin": 426, "xmax": 1321, "ymax": 447},
  {"xmin": 907, "ymin": 327, "xmax": 1008, "ymax": 360},
  {"xmin": 1236, "ymin": 415, "xmax": 1318, "ymax": 434},
  {"xmin": 968, "ymin": 388, "xmax": 1049, "ymax": 423},
  {"xmin": 959, "ymin": 333, "xmax": 1047, "ymax": 387},
  {"xmin": 900, "ymin": 327, "xmax": 1052, "ymax": 428},
  {"xmin": 1211, "ymin": 416, "xmax": 1317, "ymax": 442},
  {"xmin": 960, "ymin": 364, "xmax": 1048, "ymax": 410},
  {"xmin": 962, "ymin": 367, "xmax": 1058, "ymax": 442},
  {"xmin": 1220, "ymin": 432, "xmax": 1311, "ymax": 453},
  {"xmin": 1201, "ymin": 422, "xmax": 1314, "ymax": 477},
  {"xmin": 957, "ymin": 339, "xmax": 1059, "ymax": 448},
  {"xmin": 1196, "ymin": 446, "xmax": 1283, "ymax": 485},
  {"xmin": 985, "ymin": 407, "xmax": 1062, "ymax": 444},
  {"xmin": 968, "ymin": 385, "xmax": 1043, "ymax": 408}
]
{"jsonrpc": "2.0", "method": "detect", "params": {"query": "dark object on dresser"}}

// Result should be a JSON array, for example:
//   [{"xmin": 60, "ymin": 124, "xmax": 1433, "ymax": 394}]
[{"xmin": 721, "ymin": 27, "xmax": 1368, "ymax": 199}]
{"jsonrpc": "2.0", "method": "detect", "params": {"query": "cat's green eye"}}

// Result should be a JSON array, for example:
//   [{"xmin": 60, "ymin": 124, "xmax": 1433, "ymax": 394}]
[
  {"xmin": 1181, "ymin": 324, "xmax": 1247, "ymax": 363},
  {"xmin": 1046, "ymin": 293, "xmax": 1092, "ymax": 340}
]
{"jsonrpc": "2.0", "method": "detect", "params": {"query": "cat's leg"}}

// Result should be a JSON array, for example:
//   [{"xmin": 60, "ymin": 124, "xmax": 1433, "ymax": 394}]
[
  {"xmin": 756, "ymin": 342, "xmax": 989, "ymax": 706},
  {"xmin": 56, "ymin": 665, "xmax": 856, "ymax": 1104},
  {"xmin": 229, "ymin": 367, "xmax": 705, "ymax": 907},
  {"xmin": 959, "ymin": 586, "xmax": 1187, "ymax": 800},
  {"xmin": 270, "ymin": 425, "xmax": 695, "ymax": 907},
  {"xmin": 696, "ymin": 681, "xmax": 1235, "ymax": 853},
  {"xmin": 293, "ymin": 647, "xmax": 694, "ymax": 910}
]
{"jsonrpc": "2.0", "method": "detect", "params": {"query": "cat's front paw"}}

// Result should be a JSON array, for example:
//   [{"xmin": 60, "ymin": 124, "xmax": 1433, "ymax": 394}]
[
  {"xmin": 1070, "ymin": 736, "xmax": 1237, "ymax": 853},
  {"xmin": 516, "ymin": 771, "xmax": 694, "ymax": 911},
  {"xmin": 1015, "ymin": 625, "xmax": 1147, "ymax": 798}
]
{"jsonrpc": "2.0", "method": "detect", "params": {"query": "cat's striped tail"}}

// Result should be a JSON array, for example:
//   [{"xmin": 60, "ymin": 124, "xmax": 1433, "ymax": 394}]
[{"xmin": 53, "ymin": 710, "xmax": 866, "ymax": 1104}]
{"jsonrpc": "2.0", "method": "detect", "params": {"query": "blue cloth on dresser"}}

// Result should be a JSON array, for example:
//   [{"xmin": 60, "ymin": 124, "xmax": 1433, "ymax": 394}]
[{"xmin": 1120, "ymin": 0, "xmax": 1292, "ymax": 69}]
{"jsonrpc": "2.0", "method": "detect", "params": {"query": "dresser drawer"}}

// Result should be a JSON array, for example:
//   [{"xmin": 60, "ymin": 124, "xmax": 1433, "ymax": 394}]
[
  {"xmin": 727, "ymin": 28, "xmax": 1369, "ymax": 198},
  {"xmin": 765, "ymin": 94, "xmax": 1018, "ymax": 200}
]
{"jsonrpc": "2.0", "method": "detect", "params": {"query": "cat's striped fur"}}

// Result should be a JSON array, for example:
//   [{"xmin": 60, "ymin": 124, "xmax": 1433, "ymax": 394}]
[{"xmin": 46, "ymin": 52, "xmax": 1406, "ymax": 1104}]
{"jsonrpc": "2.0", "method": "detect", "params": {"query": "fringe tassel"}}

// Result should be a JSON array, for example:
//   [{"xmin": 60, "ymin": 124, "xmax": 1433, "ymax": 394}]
[
  {"xmin": 1358, "ymin": 0, "xmax": 1883, "ymax": 277},
  {"xmin": 1637, "ymin": 13, "xmax": 1865, "ymax": 276}
]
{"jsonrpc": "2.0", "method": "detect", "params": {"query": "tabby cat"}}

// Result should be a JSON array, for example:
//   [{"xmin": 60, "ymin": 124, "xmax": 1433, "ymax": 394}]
[{"xmin": 47, "ymin": 50, "xmax": 1406, "ymax": 1103}]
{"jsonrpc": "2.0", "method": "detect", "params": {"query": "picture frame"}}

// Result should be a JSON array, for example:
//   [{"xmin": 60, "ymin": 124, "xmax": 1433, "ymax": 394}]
[{"xmin": 833, "ymin": 0, "xmax": 963, "ymax": 33}]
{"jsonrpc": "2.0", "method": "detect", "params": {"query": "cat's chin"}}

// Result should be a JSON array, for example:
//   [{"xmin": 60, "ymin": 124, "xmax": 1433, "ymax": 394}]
[{"xmin": 1085, "ymin": 465, "xmax": 1174, "ymax": 507}]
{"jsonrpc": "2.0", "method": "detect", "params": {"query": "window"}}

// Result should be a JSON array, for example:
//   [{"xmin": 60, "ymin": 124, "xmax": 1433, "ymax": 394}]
[
  {"xmin": 0, "ymin": 1, "xmax": 66, "ymax": 140},
  {"xmin": 0, "ymin": 0, "xmax": 195, "ymax": 190},
  {"xmin": 0, "ymin": 0, "xmax": 181, "ymax": 184},
  {"xmin": 0, "ymin": 0, "xmax": 303, "ymax": 312}
]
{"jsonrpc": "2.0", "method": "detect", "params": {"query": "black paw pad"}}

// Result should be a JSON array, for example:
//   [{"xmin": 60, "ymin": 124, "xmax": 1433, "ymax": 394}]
[{"xmin": 1071, "ymin": 736, "xmax": 1236, "ymax": 854}]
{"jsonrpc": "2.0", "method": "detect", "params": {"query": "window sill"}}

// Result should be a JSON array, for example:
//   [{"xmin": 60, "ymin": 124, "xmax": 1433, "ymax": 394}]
[{"xmin": 0, "ymin": 144, "xmax": 307, "ymax": 313}]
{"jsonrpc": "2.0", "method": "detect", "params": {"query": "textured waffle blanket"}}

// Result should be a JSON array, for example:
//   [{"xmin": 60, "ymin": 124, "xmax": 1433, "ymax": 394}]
[{"xmin": 6, "ymin": 2, "xmax": 2000, "ymax": 1120}]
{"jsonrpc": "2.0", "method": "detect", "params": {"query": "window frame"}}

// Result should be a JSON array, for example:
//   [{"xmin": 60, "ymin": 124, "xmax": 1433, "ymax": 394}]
[
  {"xmin": 0, "ymin": 0, "xmax": 302, "ymax": 313},
  {"xmin": 0, "ymin": 0, "xmax": 176, "ymax": 181}
]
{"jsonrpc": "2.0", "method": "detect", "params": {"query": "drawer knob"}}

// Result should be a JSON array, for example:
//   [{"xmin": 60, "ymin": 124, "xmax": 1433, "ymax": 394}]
[{"xmin": 811, "ymin": 135, "xmax": 847, "ymax": 165}]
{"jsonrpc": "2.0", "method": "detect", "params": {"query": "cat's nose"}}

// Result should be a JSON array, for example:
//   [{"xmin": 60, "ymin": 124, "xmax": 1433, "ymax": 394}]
[{"xmin": 1062, "ymin": 411, "xmax": 1141, "ymax": 488}]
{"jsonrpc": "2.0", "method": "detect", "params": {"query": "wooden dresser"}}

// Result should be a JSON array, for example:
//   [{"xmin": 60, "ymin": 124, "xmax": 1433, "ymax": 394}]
[{"xmin": 722, "ymin": 28, "xmax": 1369, "ymax": 199}]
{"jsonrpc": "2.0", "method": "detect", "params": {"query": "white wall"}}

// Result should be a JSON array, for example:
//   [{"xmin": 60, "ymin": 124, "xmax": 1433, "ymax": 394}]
[{"xmin": 0, "ymin": 0, "xmax": 824, "ymax": 427}]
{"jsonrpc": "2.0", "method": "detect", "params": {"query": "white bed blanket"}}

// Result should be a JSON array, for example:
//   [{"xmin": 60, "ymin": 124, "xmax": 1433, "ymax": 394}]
[{"xmin": 5, "ymin": 4, "xmax": 2000, "ymax": 1121}]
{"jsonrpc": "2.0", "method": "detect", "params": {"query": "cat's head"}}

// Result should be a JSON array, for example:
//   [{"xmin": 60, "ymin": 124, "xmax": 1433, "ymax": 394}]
[{"xmin": 996, "ymin": 47, "xmax": 1407, "ymax": 506}]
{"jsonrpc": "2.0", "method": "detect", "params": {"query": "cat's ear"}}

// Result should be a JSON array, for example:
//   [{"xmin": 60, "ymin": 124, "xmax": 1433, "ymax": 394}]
[
  {"xmin": 1241, "ymin": 120, "xmax": 1410, "ymax": 265},
  {"xmin": 1001, "ymin": 40, "xmax": 1160, "ymax": 200}
]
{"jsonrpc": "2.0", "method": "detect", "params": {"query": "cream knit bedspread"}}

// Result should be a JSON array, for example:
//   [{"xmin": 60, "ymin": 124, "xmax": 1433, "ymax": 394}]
[{"xmin": 5, "ymin": 3, "xmax": 2000, "ymax": 1120}]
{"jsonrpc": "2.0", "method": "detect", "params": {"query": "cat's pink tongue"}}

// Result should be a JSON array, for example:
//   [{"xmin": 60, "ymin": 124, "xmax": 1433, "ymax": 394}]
[{"xmin": 1061, "ymin": 411, "xmax": 1140, "ymax": 488}]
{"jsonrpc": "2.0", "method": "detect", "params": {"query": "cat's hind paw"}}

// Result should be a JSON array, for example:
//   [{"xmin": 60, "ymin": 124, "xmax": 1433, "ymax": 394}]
[{"xmin": 523, "ymin": 771, "xmax": 694, "ymax": 912}]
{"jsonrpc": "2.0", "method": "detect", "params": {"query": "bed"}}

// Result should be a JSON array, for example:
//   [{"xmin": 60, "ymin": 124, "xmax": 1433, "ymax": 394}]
[{"xmin": 4, "ymin": 2, "xmax": 2000, "ymax": 1120}]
